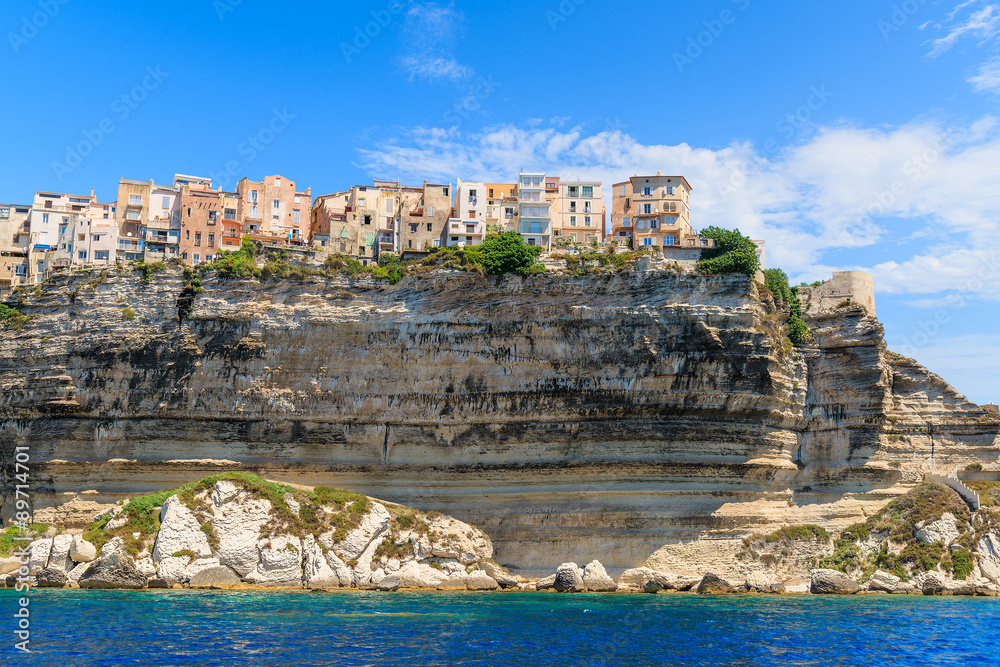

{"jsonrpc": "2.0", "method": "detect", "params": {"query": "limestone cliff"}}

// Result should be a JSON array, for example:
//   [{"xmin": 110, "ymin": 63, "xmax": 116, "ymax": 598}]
[{"xmin": 1, "ymin": 263, "xmax": 997, "ymax": 575}]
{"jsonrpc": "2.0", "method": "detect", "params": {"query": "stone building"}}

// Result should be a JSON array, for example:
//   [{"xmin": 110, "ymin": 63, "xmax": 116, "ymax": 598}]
[
  {"xmin": 483, "ymin": 182, "xmax": 518, "ymax": 234},
  {"xmin": 552, "ymin": 178, "xmax": 604, "ymax": 247},
  {"xmin": 400, "ymin": 180, "xmax": 452, "ymax": 254},
  {"xmin": 0, "ymin": 203, "xmax": 32, "ymax": 296},
  {"xmin": 178, "ymin": 180, "xmax": 239, "ymax": 265},
  {"xmin": 611, "ymin": 173, "xmax": 713, "ymax": 255},
  {"xmin": 235, "ymin": 174, "xmax": 311, "ymax": 246}
]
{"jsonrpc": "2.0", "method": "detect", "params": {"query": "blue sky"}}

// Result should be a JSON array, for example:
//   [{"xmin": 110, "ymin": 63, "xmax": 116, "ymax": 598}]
[{"xmin": 2, "ymin": 0, "xmax": 999, "ymax": 403}]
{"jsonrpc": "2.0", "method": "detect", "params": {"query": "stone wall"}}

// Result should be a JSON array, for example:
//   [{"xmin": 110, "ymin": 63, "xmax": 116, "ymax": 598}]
[{"xmin": 798, "ymin": 271, "xmax": 876, "ymax": 318}]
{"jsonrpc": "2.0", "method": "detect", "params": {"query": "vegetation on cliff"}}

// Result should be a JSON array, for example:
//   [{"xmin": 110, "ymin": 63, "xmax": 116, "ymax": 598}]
[
  {"xmin": 697, "ymin": 227, "xmax": 761, "ymax": 277},
  {"xmin": 0, "ymin": 303, "xmax": 28, "ymax": 331},
  {"xmin": 764, "ymin": 269, "xmax": 810, "ymax": 346}
]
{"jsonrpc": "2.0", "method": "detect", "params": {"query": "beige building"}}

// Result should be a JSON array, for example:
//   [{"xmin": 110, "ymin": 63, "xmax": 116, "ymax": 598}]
[
  {"xmin": 552, "ymin": 179, "xmax": 604, "ymax": 247},
  {"xmin": 116, "ymin": 179, "xmax": 155, "ymax": 262},
  {"xmin": 400, "ymin": 181, "xmax": 452, "ymax": 254},
  {"xmin": 611, "ymin": 173, "xmax": 712, "ymax": 251},
  {"xmin": 29, "ymin": 190, "xmax": 102, "ymax": 279},
  {"xmin": 0, "ymin": 203, "xmax": 32, "ymax": 295},
  {"xmin": 483, "ymin": 183, "xmax": 518, "ymax": 234},
  {"xmin": 236, "ymin": 175, "xmax": 311, "ymax": 245},
  {"xmin": 71, "ymin": 198, "xmax": 117, "ymax": 267}
]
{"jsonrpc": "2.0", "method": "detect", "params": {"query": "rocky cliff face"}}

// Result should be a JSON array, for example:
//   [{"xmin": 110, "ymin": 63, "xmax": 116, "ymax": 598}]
[{"xmin": 1, "ymin": 264, "xmax": 997, "ymax": 575}]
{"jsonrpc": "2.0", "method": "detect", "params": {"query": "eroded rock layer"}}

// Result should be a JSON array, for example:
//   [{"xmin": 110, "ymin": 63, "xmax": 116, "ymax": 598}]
[{"xmin": 1, "ymin": 266, "xmax": 997, "ymax": 574}]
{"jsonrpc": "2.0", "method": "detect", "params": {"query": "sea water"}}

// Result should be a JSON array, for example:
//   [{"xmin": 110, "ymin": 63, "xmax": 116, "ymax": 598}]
[{"xmin": 2, "ymin": 589, "xmax": 998, "ymax": 666}]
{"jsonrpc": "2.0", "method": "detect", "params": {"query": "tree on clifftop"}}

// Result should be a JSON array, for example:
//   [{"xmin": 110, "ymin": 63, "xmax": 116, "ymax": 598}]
[
  {"xmin": 479, "ymin": 231, "xmax": 542, "ymax": 275},
  {"xmin": 697, "ymin": 226, "xmax": 760, "ymax": 277}
]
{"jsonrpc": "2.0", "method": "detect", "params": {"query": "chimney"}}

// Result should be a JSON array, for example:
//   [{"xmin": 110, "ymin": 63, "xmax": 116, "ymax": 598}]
[{"xmin": 657, "ymin": 170, "xmax": 662, "ymax": 177}]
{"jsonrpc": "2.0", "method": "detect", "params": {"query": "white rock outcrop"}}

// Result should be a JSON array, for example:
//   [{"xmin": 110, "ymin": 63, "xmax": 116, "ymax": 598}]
[
  {"xmin": 326, "ymin": 503, "xmax": 390, "ymax": 562},
  {"xmin": 244, "ymin": 536, "xmax": 303, "ymax": 587},
  {"xmin": 48, "ymin": 534, "xmax": 75, "ymax": 574},
  {"xmin": 867, "ymin": 569, "xmax": 902, "ymax": 593},
  {"xmin": 152, "ymin": 495, "xmax": 213, "ymax": 563},
  {"xmin": 976, "ymin": 532, "xmax": 1000, "ymax": 585},
  {"xmin": 582, "ymin": 560, "xmax": 617, "ymax": 592},
  {"xmin": 915, "ymin": 513, "xmax": 961, "ymax": 546},
  {"xmin": 27, "ymin": 539, "xmax": 53, "ymax": 575},
  {"xmin": 616, "ymin": 567, "xmax": 677, "ymax": 593},
  {"xmin": 303, "ymin": 538, "xmax": 353, "ymax": 589},
  {"xmin": 210, "ymin": 481, "xmax": 272, "ymax": 576}
]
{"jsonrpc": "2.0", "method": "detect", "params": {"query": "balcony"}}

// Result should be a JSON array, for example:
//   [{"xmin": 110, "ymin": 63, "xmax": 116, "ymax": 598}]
[{"xmin": 145, "ymin": 218, "xmax": 175, "ymax": 230}]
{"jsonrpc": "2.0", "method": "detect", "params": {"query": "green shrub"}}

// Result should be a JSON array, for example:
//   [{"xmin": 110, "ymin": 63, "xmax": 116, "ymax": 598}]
[
  {"xmin": 121, "ymin": 307, "xmax": 136, "ymax": 320},
  {"xmin": 697, "ymin": 226, "xmax": 761, "ymax": 277},
  {"xmin": 952, "ymin": 548, "xmax": 974, "ymax": 580},
  {"xmin": 214, "ymin": 238, "xmax": 260, "ymax": 279},
  {"xmin": 0, "ymin": 304, "xmax": 28, "ymax": 331},
  {"xmin": 479, "ymin": 231, "xmax": 537, "ymax": 275}
]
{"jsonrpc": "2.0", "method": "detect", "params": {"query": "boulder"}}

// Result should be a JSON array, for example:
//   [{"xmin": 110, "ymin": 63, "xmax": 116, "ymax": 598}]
[
  {"xmin": 48, "ymin": 534, "xmax": 74, "ymax": 573},
  {"xmin": 78, "ymin": 552, "xmax": 148, "ymax": 589},
  {"xmin": 921, "ymin": 573, "xmax": 949, "ymax": 596},
  {"xmin": 422, "ymin": 514, "xmax": 494, "ymax": 565},
  {"xmin": 745, "ymin": 573, "xmax": 775, "ymax": 593},
  {"xmin": 210, "ymin": 481, "xmax": 272, "ymax": 576},
  {"xmin": 616, "ymin": 567, "xmax": 676, "ymax": 593},
  {"xmin": 552, "ymin": 562, "xmax": 585, "ymax": 592},
  {"xmin": 535, "ymin": 573, "xmax": 558, "ymax": 590},
  {"xmin": 0, "ymin": 557, "xmax": 21, "ymax": 576},
  {"xmin": 156, "ymin": 556, "xmax": 193, "ymax": 585},
  {"xmin": 135, "ymin": 554, "xmax": 157, "ymax": 579},
  {"xmin": 70, "ymin": 536, "xmax": 97, "ymax": 563},
  {"xmin": 36, "ymin": 567, "xmax": 68, "ymax": 588},
  {"xmin": 152, "ymin": 495, "xmax": 213, "ymax": 564},
  {"xmin": 393, "ymin": 561, "xmax": 447, "ymax": 589},
  {"xmin": 480, "ymin": 561, "xmax": 519, "ymax": 589},
  {"xmin": 377, "ymin": 575, "xmax": 400, "ymax": 591},
  {"xmin": 147, "ymin": 578, "xmax": 170, "ymax": 589},
  {"xmin": 868, "ymin": 570, "xmax": 902, "ymax": 593},
  {"xmin": 244, "ymin": 536, "xmax": 303, "ymax": 587},
  {"xmin": 436, "ymin": 575, "xmax": 469, "ymax": 590},
  {"xmin": 697, "ymin": 573, "xmax": 735, "ymax": 595},
  {"xmin": 27, "ymin": 539, "xmax": 53, "ymax": 575},
  {"xmin": 465, "ymin": 570, "xmax": 499, "ymax": 590},
  {"xmin": 189, "ymin": 566, "xmax": 242, "ymax": 590},
  {"xmin": 916, "ymin": 513, "xmax": 961, "ymax": 546},
  {"xmin": 810, "ymin": 569, "xmax": 862, "ymax": 595},
  {"xmin": 66, "ymin": 561, "xmax": 90, "ymax": 583},
  {"xmin": 582, "ymin": 560, "xmax": 617, "ymax": 592},
  {"xmin": 976, "ymin": 533, "xmax": 1000, "ymax": 584}
]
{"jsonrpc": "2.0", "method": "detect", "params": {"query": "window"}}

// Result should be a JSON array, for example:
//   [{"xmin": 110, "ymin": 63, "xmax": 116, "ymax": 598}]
[
  {"xmin": 15, "ymin": 265, "xmax": 26, "ymax": 276},
  {"xmin": 410, "ymin": 224, "xmax": 418, "ymax": 233},
  {"xmin": 426, "ymin": 223, "xmax": 432, "ymax": 232},
  {"xmin": 250, "ymin": 204, "xmax": 258, "ymax": 218},
  {"xmin": 641, "ymin": 187, "xmax": 652, "ymax": 196},
  {"xmin": 275, "ymin": 178, "xmax": 281, "ymax": 187},
  {"xmin": 250, "ymin": 190, "xmax": 258, "ymax": 203},
  {"xmin": 126, "ymin": 210, "xmax": 140, "ymax": 221},
  {"xmin": 570, "ymin": 216, "xmax": 577, "ymax": 226},
  {"xmin": 193, "ymin": 254, "xmax": 200, "ymax": 263},
  {"xmin": 187, "ymin": 207, "xmax": 192, "ymax": 217},
  {"xmin": 619, "ymin": 185, "xmax": 626, "ymax": 196},
  {"xmin": 272, "ymin": 215, "xmax": 279, "ymax": 221},
  {"xmin": 651, "ymin": 220, "xmax": 658, "ymax": 229},
  {"xmin": 643, "ymin": 238, "xmax": 652, "ymax": 246},
  {"xmin": 442, "ymin": 187, "xmax": 449, "ymax": 196},
  {"xmin": 224, "ymin": 208, "xmax": 236, "ymax": 220},
  {"xmin": 469, "ymin": 189, "xmax": 477, "ymax": 198},
  {"xmin": 182, "ymin": 252, "xmax": 188, "ymax": 260},
  {"xmin": 272, "ymin": 199, "xmax": 280, "ymax": 209},
  {"xmin": 408, "ymin": 240, "xmax": 413, "ymax": 248},
  {"xmin": 359, "ymin": 197, "xmax": 366, "ymax": 208},
  {"xmin": 185, "ymin": 230, "xmax": 190, "ymax": 240},
  {"xmin": 584, "ymin": 201, "xmax": 592, "ymax": 213},
  {"xmin": 195, "ymin": 233, "xmax": 202, "ymax": 246},
  {"xmin": 208, "ymin": 210, "xmax": 217, "ymax": 222},
  {"xmin": 585, "ymin": 216, "xmax": 591, "ymax": 226},
  {"xmin": 643, "ymin": 204, "xmax": 653, "ymax": 214},
  {"xmin": 488, "ymin": 189, "xmax": 494, "ymax": 198},
  {"xmin": 43, "ymin": 213, "xmax": 49, "ymax": 224},
  {"xmin": 623, "ymin": 216, "xmax": 631, "ymax": 228},
  {"xmin": 385, "ymin": 199, "xmax": 394, "ymax": 214},
  {"xmin": 451, "ymin": 236, "xmax": 459, "ymax": 242},
  {"xmin": 568, "ymin": 186, "xmax": 578, "ymax": 197},
  {"xmin": 427, "ymin": 206, "xmax": 434, "ymax": 216},
  {"xmin": 293, "ymin": 210, "xmax": 300, "ymax": 225},
  {"xmin": 95, "ymin": 250, "xmax": 109, "ymax": 260},
  {"xmin": 161, "ymin": 195, "xmax": 170, "ymax": 209},
  {"xmin": 664, "ymin": 236, "xmax": 675, "ymax": 245},
  {"xmin": 129, "ymin": 194, "xmax": 142, "ymax": 206},
  {"xmin": 208, "ymin": 234, "xmax": 215, "ymax": 246},
  {"xmin": 364, "ymin": 215, "xmax": 372, "ymax": 225},
  {"xmin": 569, "ymin": 201, "xmax": 576, "ymax": 213},
  {"xmin": 582, "ymin": 186, "xmax": 593, "ymax": 198},
  {"xmin": 666, "ymin": 187, "xmax": 674, "ymax": 195},
  {"xmin": 78, "ymin": 233, "xmax": 85, "ymax": 241},
  {"xmin": 78, "ymin": 251, "xmax": 87, "ymax": 260}
]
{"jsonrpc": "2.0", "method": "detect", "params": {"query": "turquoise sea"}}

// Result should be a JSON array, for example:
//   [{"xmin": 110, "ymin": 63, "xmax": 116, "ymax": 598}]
[{"xmin": 2, "ymin": 589, "xmax": 998, "ymax": 666}]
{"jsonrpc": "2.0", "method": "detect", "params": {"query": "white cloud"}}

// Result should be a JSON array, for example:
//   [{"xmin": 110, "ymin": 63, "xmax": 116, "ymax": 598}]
[
  {"xmin": 356, "ymin": 116, "xmax": 1000, "ymax": 299},
  {"xmin": 398, "ymin": 3, "xmax": 472, "ymax": 82},
  {"xmin": 969, "ymin": 54, "xmax": 1000, "ymax": 91},
  {"xmin": 928, "ymin": 2, "xmax": 1000, "ymax": 56}
]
